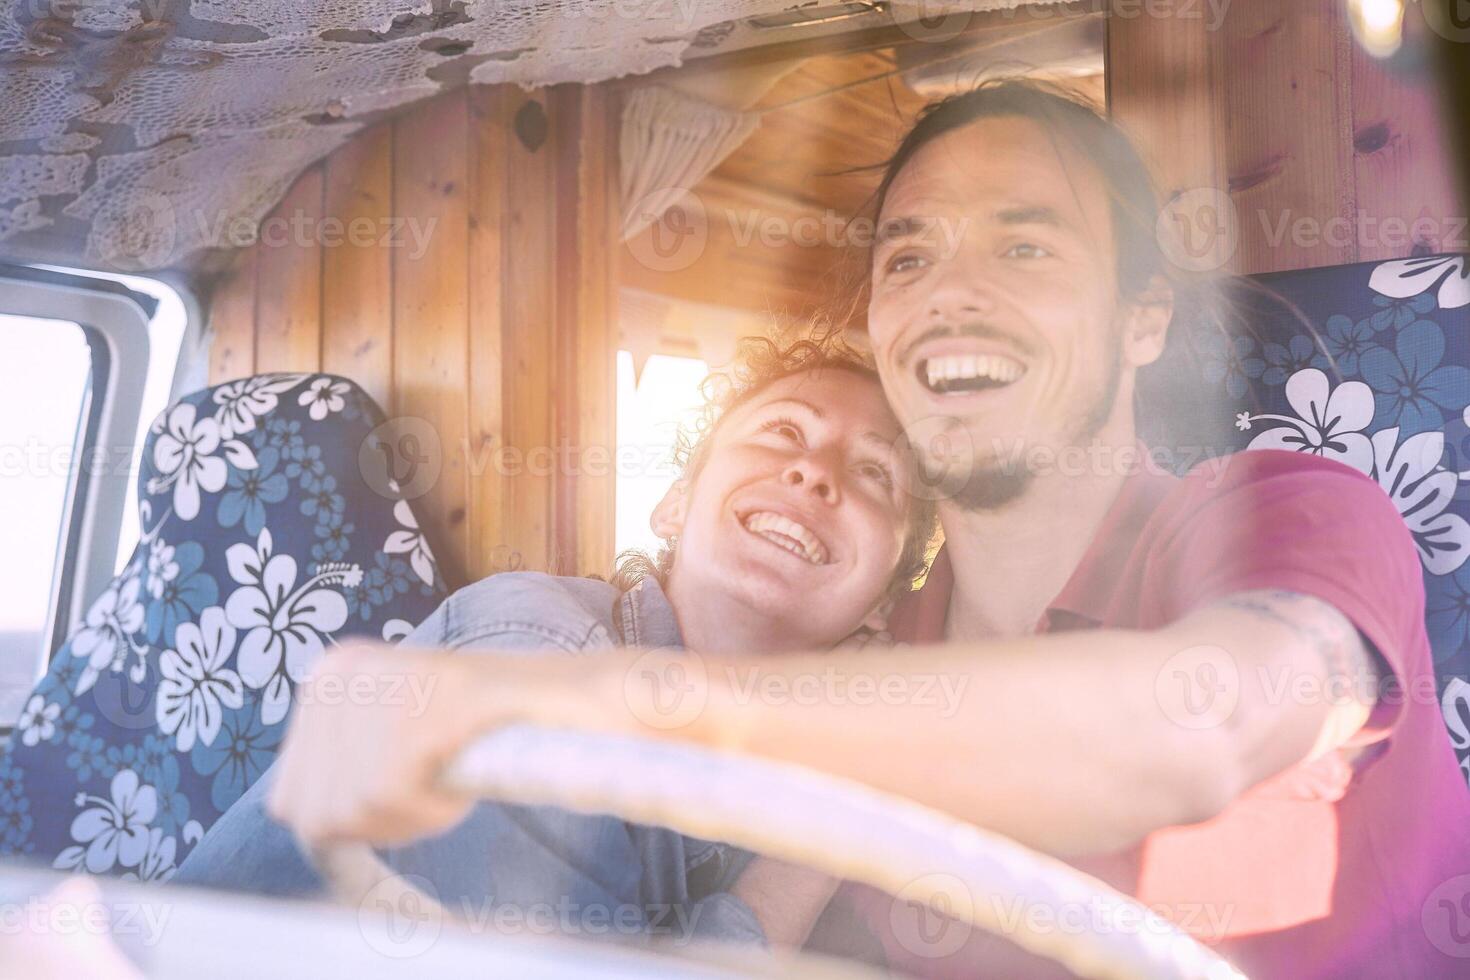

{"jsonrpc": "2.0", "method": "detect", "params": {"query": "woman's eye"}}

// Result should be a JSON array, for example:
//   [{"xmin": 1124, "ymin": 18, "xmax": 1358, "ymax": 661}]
[
  {"xmin": 857, "ymin": 462, "xmax": 894, "ymax": 488},
  {"xmin": 759, "ymin": 418, "xmax": 804, "ymax": 444},
  {"xmin": 1005, "ymin": 242, "xmax": 1051, "ymax": 260}
]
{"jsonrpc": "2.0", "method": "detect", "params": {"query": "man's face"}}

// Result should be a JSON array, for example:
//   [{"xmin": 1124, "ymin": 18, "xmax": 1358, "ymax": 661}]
[
  {"xmin": 866, "ymin": 115, "xmax": 1143, "ymax": 508},
  {"xmin": 656, "ymin": 369, "xmax": 913, "ymax": 644}
]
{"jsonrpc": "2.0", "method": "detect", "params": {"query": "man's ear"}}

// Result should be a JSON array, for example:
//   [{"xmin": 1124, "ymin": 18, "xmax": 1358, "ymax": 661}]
[
  {"xmin": 650, "ymin": 480, "xmax": 689, "ymax": 540},
  {"xmin": 1121, "ymin": 274, "xmax": 1175, "ymax": 368}
]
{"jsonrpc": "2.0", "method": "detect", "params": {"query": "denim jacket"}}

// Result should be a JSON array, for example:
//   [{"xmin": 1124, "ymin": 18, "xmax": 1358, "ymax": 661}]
[{"xmin": 403, "ymin": 571, "xmax": 763, "ymax": 946}]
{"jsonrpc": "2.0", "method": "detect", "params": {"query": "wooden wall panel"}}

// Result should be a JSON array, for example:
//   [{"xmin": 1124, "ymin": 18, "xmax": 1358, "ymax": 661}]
[
  {"xmin": 1109, "ymin": 0, "xmax": 1460, "ymax": 275},
  {"xmin": 208, "ymin": 81, "xmax": 620, "ymax": 588},
  {"xmin": 321, "ymin": 124, "xmax": 394, "ymax": 412},
  {"xmin": 467, "ymin": 85, "xmax": 511, "ymax": 578},
  {"xmin": 1350, "ymin": 39, "xmax": 1465, "ymax": 261},
  {"xmin": 206, "ymin": 245, "xmax": 256, "ymax": 383},
  {"xmin": 552, "ymin": 83, "xmax": 618, "ymax": 580},
  {"xmin": 391, "ymin": 91, "xmax": 472, "ymax": 589},
  {"xmin": 254, "ymin": 166, "xmax": 324, "ymax": 373}
]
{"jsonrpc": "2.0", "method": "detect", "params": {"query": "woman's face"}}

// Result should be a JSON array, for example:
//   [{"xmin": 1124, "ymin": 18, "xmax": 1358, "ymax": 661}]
[{"xmin": 654, "ymin": 367, "xmax": 914, "ymax": 646}]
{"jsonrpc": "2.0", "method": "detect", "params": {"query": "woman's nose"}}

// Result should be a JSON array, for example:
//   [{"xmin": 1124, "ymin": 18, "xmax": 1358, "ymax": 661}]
[{"xmin": 782, "ymin": 459, "xmax": 839, "ymax": 503}]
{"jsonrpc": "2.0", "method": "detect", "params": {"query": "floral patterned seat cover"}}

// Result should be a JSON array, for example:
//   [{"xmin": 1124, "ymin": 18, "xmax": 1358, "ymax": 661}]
[
  {"xmin": 0, "ymin": 373, "xmax": 447, "ymax": 879},
  {"xmin": 1144, "ymin": 252, "xmax": 1470, "ymax": 786}
]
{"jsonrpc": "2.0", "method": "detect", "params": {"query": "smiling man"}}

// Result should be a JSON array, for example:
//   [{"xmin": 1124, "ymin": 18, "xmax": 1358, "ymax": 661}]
[{"xmin": 826, "ymin": 80, "xmax": 1470, "ymax": 978}]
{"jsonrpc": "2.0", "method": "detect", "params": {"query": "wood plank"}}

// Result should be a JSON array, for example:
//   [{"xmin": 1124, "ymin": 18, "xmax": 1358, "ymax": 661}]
[
  {"xmin": 1106, "ymin": 0, "xmax": 1230, "ymax": 271},
  {"xmin": 1218, "ymin": 0, "xmax": 1356, "ymax": 274},
  {"xmin": 499, "ymin": 90, "xmax": 557, "ymax": 575},
  {"xmin": 254, "ymin": 166, "xmax": 324, "ymax": 372},
  {"xmin": 467, "ymin": 84, "xmax": 509, "ymax": 584},
  {"xmin": 206, "ymin": 246, "xmax": 257, "ymax": 384},
  {"xmin": 1350, "ymin": 37, "xmax": 1465, "ymax": 261},
  {"xmin": 551, "ymin": 83, "xmax": 619, "ymax": 579},
  {"xmin": 321, "ymin": 123, "xmax": 394, "ymax": 413},
  {"xmin": 392, "ymin": 90, "xmax": 471, "ymax": 589}
]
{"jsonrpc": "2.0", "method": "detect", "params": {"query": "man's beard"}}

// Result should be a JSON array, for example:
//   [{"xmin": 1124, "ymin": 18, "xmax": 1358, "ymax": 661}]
[{"xmin": 923, "ymin": 343, "xmax": 1125, "ymax": 512}]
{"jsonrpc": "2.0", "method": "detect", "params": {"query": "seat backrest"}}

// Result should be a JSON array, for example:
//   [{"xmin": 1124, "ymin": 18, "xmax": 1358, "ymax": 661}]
[
  {"xmin": 1150, "ymin": 253, "xmax": 1470, "ymax": 785},
  {"xmin": 0, "ymin": 373, "xmax": 448, "ymax": 878}
]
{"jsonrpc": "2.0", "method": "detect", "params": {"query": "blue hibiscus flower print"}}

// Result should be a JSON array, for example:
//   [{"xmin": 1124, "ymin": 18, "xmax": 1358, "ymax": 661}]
[
  {"xmin": 301, "ymin": 473, "xmax": 345, "ymax": 521},
  {"xmin": 190, "ymin": 700, "xmax": 283, "ymax": 812},
  {"xmin": 1368, "ymin": 291, "xmax": 1435, "ymax": 333},
  {"xmin": 145, "ymin": 541, "xmax": 217, "ymax": 646},
  {"xmin": 1201, "ymin": 333, "xmax": 1265, "ymax": 399},
  {"xmin": 1428, "ymin": 564, "xmax": 1470, "ymax": 665},
  {"xmin": 1360, "ymin": 319, "xmax": 1470, "ymax": 435},
  {"xmin": 1310, "ymin": 314, "xmax": 1378, "ymax": 377},
  {"xmin": 1262, "ymin": 334, "xmax": 1317, "ymax": 386},
  {"xmin": 286, "ymin": 444, "xmax": 328, "ymax": 486},
  {"xmin": 253, "ymin": 417, "xmax": 305, "ymax": 461},
  {"xmin": 217, "ymin": 447, "xmax": 289, "ymax": 535},
  {"xmin": 312, "ymin": 511, "xmax": 354, "ymax": 563}
]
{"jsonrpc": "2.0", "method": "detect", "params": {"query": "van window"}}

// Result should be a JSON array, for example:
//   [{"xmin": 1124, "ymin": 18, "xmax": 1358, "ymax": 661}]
[
  {"xmin": 615, "ymin": 350, "xmax": 709, "ymax": 558},
  {"xmin": 0, "ymin": 315, "xmax": 93, "ymax": 721}
]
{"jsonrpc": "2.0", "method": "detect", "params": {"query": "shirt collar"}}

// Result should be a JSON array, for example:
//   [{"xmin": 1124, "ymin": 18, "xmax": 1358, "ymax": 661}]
[
  {"xmin": 616, "ymin": 576, "xmax": 685, "ymax": 650},
  {"xmin": 891, "ymin": 446, "xmax": 1180, "ymax": 642}
]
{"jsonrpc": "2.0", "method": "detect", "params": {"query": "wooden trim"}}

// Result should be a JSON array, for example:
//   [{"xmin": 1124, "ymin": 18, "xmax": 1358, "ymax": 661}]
[
  {"xmin": 550, "ymin": 83, "xmax": 620, "ymax": 580},
  {"xmin": 254, "ymin": 165, "xmax": 325, "ymax": 372},
  {"xmin": 391, "ymin": 90, "xmax": 472, "ymax": 588}
]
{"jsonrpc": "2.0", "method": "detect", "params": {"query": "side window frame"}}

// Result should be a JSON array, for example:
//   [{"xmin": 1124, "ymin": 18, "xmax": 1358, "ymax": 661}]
[{"xmin": 0, "ymin": 267, "xmax": 154, "ymax": 662}]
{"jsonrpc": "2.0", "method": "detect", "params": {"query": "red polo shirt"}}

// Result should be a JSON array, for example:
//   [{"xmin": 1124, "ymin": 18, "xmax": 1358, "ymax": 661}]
[{"xmin": 854, "ymin": 449, "xmax": 1470, "ymax": 979}]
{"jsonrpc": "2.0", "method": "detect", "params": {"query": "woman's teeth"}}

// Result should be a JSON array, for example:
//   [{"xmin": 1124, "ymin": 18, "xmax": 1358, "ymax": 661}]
[
  {"xmin": 922, "ymin": 354, "xmax": 1025, "ymax": 394},
  {"xmin": 742, "ymin": 511, "xmax": 830, "ymax": 565}
]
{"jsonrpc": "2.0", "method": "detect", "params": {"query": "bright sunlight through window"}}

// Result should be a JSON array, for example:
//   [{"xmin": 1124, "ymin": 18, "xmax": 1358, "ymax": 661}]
[{"xmin": 615, "ymin": 351, "xmax": 709, "ymax": 560}]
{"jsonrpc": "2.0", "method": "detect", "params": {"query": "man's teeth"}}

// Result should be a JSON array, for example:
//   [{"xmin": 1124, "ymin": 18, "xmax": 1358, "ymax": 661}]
[
  {"xmin": 923, "ymin": 354, "xmax": 1024, "ymax": 392},
  {"xmin": 742, "ymin": 512, "xmax": 829, "ymax": 565}
]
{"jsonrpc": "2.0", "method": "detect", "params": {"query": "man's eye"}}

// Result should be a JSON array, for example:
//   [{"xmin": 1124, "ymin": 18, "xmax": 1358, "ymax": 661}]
[
  {"xmin": 884, "ymin": 253, "xmax": 928, "ymax": 276},
  {"xmin": 1005, "ymin": 243, "xmax": 1051, "ymax": 260}
]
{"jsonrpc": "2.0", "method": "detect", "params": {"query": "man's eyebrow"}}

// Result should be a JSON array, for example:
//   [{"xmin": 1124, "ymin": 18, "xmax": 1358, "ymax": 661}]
[{"xmin": 995, "ymin": 205, "xmax": 1063, "ymax": 227}]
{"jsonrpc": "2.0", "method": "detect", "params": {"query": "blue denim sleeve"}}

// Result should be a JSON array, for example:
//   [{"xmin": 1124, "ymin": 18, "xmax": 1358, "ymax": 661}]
[{"xmin": 687, "ymin": 891, "xmax": 768, "ymax": 947}]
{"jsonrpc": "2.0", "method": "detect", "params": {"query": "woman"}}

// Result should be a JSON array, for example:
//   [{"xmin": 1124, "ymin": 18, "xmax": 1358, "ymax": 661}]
[{"xmin": 173, "ymin": 332, "xmax": 936, "ymax": 950}]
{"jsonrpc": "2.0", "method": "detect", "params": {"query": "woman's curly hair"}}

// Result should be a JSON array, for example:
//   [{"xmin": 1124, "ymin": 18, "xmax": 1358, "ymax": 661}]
[{"xmin": 613, "ymin": 329, "xmax": 938, "ymax": 608}]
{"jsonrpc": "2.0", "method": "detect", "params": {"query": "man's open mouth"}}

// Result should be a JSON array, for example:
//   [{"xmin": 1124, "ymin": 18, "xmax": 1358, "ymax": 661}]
[
  {"xmin": 918, "ymin": 354, "xmax": 1026, "ymax": 395},
  {"xmin": 741, "ymin": 511, "xmax": 831, "ymax": 565}
]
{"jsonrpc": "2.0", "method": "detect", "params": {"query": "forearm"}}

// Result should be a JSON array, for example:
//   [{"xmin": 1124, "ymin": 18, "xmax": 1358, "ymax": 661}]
[{"xmin": 604, "ymin": 633, "xmax": 1238, "ymax": 858}]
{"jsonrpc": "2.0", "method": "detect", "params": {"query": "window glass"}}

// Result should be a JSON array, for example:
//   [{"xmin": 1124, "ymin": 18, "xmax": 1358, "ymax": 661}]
[{"xmin": 0, "ymin": 315, "xmax": 92, "ymax": 720}]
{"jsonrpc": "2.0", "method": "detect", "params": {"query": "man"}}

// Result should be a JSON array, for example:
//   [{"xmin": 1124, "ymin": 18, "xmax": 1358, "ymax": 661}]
[{"xmin": 266, "ymin": 82, "xmax": 1470, "ymax": 978}]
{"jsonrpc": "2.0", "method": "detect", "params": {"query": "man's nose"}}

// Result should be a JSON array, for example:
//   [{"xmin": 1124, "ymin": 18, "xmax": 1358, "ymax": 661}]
[
  {"xmin": 782, "ymin": 456, "xmax": 840, "ymax": 504},
  {"xmin": 925, "ymin": 259, "xmax": 999, "ymax": 322}
]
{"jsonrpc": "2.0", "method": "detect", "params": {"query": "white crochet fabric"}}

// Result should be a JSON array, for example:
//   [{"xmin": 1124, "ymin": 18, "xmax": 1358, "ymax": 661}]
[{"xmin": 0, "ymin": 0, "xmax": 1062, "ymax": 270}]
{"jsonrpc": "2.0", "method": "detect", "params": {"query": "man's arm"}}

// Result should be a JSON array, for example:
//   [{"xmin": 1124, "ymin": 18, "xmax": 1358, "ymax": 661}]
[
  {"xmin": 654, "ymin": 589, "xmax": 1382, "ymax": 857},
  {"xmin": 271, "ymin": 591, "xmax": 1383, "ymax": 855}
]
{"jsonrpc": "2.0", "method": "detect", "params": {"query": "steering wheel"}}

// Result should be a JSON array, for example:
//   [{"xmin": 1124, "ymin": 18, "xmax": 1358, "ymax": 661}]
[{"xmin": 307, "ymin": 725, "xmax": 1247, "ymax": 980}]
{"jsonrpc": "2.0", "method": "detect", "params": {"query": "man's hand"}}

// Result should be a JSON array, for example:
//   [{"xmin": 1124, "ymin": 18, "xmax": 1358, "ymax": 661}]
[{"xmin": 267, "ymin": 644, "xmax": 491, "ymax": 846}]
